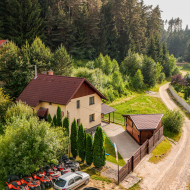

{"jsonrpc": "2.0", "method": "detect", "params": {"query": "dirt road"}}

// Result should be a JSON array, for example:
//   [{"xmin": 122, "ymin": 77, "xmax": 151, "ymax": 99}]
[{"xmin": 133, "ymin": 83, "xmax": 190, "ymax": 190}]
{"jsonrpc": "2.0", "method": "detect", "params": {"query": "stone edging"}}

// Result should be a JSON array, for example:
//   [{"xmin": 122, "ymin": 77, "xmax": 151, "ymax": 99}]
[{"xmin": 169, "ymin": 84, "xmax": 190, "ymax": 113}]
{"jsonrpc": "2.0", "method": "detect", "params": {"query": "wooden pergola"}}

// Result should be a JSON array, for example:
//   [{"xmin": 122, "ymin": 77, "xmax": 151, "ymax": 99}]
[{"xmin": 101, "ymin": 103, "xmax": 116, "ymax": 123}]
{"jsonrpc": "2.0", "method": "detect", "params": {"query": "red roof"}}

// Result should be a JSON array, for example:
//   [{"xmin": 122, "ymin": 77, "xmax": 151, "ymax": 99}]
[
  {"xmin": 16, "ymin": 74, "xmax": 106, "ymax": 107},
  {"xmin": 122, "ymin": 114, "xmax": 163, "ymax": 130},
  {"xmin": 0, "ymin": 40, "xmax": 7, "ymax": 47}
]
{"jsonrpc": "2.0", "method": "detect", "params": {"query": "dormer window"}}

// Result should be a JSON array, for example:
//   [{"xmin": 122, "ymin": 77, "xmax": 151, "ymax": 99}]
[{"xmin": 89, "ymin": 96, "xmax": 94, "ymax": 105}]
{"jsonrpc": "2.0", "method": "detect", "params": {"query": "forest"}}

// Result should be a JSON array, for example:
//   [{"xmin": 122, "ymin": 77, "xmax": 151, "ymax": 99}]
[
  {"xmin": 162, "ymin": 17, "xmax": 190, "ymax": 62},
  {"xmin": 0, "ymin": 0, "xmax": 180, "ymax": 101}
]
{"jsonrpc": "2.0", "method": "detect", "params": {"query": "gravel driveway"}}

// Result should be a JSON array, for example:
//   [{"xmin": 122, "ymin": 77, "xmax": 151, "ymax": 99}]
[{"xmin": 133, "ymin": 83, "xmax": 190, "ymax": 190}]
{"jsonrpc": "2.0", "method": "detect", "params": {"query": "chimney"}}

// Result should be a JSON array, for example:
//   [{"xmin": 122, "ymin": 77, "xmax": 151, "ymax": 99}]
[
  {"xmin": 43, "ymin": 70, "xmax": 47, "ymax": 74},
  {"xmin": 34, "ymin": 65, "xmax": 37, "ymax": 79},
  {"xmin": 48, "ymin": 69, "xmax": 53, "ymax": 75}
]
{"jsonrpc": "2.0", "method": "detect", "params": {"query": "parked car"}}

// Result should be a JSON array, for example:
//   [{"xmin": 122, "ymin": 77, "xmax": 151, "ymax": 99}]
[{"xmin": 53, "ymin": 171, "xmax": 90, "ymax": 190}]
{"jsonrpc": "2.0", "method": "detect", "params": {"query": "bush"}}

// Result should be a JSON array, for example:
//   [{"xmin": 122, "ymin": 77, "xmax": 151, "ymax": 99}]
[
  {"xmin": 56, "ymin": 106, "xmax": 62, "ymax": 127},
  {"xmin": 0, "ymin": 88, "xmax": 12, "ymax": 123},
  {"xmin": 86, "ymin": 134, "xmax": 93, "ymax": 165},
  {"xmin": 63, "ymin": 116, "xmax": 69, "ymax": 132},
  {"xmin": 0, "ymin": 117, "xmax": 65, "ymax": 179},
  {"xmin": 93, "ymin": 126, "xmax": 105, "ymax": 168},
  {"xmin": 47, "ymin": 114, "xmax": 52, "ymax": 124},
  {"xmin": 5, "ymin": 101, "xmax": 35, "ymax": 124},
  {"xmin": 162, "ymin": 110, "xmax": 184, "ymax": 134},
  {"xmin": 78, "ymin": 124, "xmax": 85, "ymax": 162}
]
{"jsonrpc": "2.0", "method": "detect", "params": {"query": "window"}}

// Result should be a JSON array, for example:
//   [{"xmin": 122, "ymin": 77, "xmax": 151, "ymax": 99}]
[
  {"xmin": 89, "ymin": 96, "xmax": 94, "ymax": 105},
  {"xmin": 76, "ymin": 100, "xmax": 80, "ymax": 109},
  {"xmin": 89, "ymin": 114, "xmax": 95, "ymax": 122},
  {"xmin": 77, "ymin": 119, "xmax": 80, "ymax": 126},
  {"xmin": 68, "ymin": 178, "xmax": 74, "ymax": 186},
  {"xmin": 74, "ymin": 176, "xmax": 82, "ymax": 182}
]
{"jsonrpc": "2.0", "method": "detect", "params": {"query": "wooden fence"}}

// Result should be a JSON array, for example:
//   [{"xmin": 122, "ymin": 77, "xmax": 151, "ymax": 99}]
[{"xmin": 118, "ymin": 126, "xmax": 164, "ymax": 183}]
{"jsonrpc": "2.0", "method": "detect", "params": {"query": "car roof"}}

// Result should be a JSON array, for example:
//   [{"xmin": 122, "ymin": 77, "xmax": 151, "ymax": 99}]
[{"xmin": 59, "ymin": 172, "xmax": 80, "ymax": 180}]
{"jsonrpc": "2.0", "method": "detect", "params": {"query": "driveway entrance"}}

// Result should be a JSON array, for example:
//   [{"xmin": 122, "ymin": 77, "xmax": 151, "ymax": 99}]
[{"xmin": 101, "ymin": 122, "xmax": 140, "ymax": 163}]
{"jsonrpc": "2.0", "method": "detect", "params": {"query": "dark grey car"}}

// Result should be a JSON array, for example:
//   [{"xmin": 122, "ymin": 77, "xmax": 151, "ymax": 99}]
[{"xmin": 53, "ymin": 171, "xmax": 90, "ymax": 190}]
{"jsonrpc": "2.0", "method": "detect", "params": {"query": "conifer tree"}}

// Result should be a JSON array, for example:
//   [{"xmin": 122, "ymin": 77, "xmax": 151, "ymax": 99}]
[
  {"xmin": 86, "ymin": 134, "xmax": 93, "ymax": 165},
  {"xmin": 93, "ymin": 126, "xmax": 105, "ymax": 168},
  {"xmin": 53, "ymin": 115, "xmax": 57, "ymax": 127},
  {"xmin": 2, "ymin": 0, "xmax": 44, "ymax": 47},
  {"xmin": 132, "ymin": 69, "xmax": 144, "ymax": 90},
  {"xmin": 83, "ymin": 129, "xmax": 87, "ymax": 161},
  {"xmin": 63, "ymin": 116, "xmax": 69, "ymax": 132},
  {"xmin": 47, "ymin": 114, "xmax": 52, "ymax": 124},
  {"xmin": 56, "ymin": 106, "xmax": 62, "ymax": 127},
  {"xmin": 78, "ymin": 124, "xmax": 85, "ymax": 162},
  {"xmin": 70, "ymin": 119, "xmax": 78, "ymax": 158}
]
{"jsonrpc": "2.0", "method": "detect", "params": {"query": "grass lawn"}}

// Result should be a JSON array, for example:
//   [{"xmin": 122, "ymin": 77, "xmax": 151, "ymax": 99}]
[
  {"xmin": 149, "ymin": 138, "xmax": 172, "ymax": 163},
  {"xmin": 105, "ymin": 94, "xmax": 168, "ymax": 125},
  {"xmin": 177, "ymin": 63, "xmax": 190, "ymax": 73},
  {"xmin": 104, "ymin": 133, "xmax": 126, "ymax": 167}
]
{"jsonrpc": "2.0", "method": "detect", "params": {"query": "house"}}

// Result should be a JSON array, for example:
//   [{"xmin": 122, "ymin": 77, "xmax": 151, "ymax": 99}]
[
  {"xmin": 16, "ymin": 70, "xmax": 107, "ymax": 130},
  {"xmin": 122, "ymin": 114, "xmax": 163, "ymax": 144},
  {"xmin": 0, "ymin": 40, "xmax": 7, "ymax": 48}
]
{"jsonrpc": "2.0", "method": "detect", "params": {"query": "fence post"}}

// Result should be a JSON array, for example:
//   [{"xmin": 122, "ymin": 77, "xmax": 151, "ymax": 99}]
[
  {"xmin": 140, "ymin": 147, "xmax": 141, "ymax": 160},
  {"xmin": 132, "ymin": 156, "xmax": 134, "ymax": 171},
  {"xmin": 147, "ymin": 140, "xmax": 149, "ymax": 154}
]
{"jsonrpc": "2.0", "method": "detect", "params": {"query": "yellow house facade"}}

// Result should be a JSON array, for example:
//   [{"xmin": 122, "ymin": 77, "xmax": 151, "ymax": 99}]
[{"xmin": 17, "ymin": 71, "xmax": 106, "ymax": 130}]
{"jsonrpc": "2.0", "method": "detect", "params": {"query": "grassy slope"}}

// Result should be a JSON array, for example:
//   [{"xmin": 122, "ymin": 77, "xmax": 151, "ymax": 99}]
[
  {"xmin": 105, "ymin": 94, "xmax": 168, "ymax": 125},
  {"xmin": 177, "ymin": 63, "xmax": 190, "ymax": 72}
]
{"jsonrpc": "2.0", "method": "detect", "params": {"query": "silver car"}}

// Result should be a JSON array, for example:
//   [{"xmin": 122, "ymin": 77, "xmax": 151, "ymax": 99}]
[{"xmin": 53, "ymin": 171, "xmax": 90, "ymax": 190}]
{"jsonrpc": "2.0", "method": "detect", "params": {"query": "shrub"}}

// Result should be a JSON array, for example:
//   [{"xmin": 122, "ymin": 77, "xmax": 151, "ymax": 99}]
[
  {"xmin": 5, "ymin": 100, "xmax": 34, "ymax": 124},
  {"xmin": 0, "ymin": 117, "xmax": 65, "ymax": 179},
  {"xmin": 56, "ymin": 106, "xmax": 62, "ymax": 127},
  {"xmin": 162, "ymin": 110, "xmax": 184, "ymax": 134},
  {"xmin": 63, "ymin": 116, "xmax": 69, "ymax": 132},
  {"xmin": 93, "ymin": 126, "xmax": 105, "ymax": 168},
  {"xmin": 78, "ymin": 124, "xmax": 85, "ymax": 162},
  {"xmin": 86, "ymin": 134, "xmax": 93, "ymax": 165},
  {"xmin": 70, "ymin": 119, "xmax": 78, "ymax": 158},
  {"xmin": 0, "ymin": 88, "xmax": 12, "ymax": 123},
  {"xmin": 47, "ymin": 114, "xmax": 52, "ymax": 124},
  {"xmin": 53, "ymin": 115, "xmax": 57, "ymax": 127}
]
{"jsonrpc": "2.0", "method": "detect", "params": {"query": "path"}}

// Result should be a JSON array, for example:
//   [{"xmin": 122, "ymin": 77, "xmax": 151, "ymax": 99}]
[
  {"xmin": 101, "ymin": 122, "xmax": 140, "ymax": 163},
  {"xmin": 133, "ymin": 83, "xmax": 190, "ymax": 190}
]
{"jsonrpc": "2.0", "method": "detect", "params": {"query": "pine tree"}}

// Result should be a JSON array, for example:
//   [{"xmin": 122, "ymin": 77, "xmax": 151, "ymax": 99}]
[
  {"xmin": 86, "ymin": 134, "xmax": 93, "ymax": 166},
  {"xmin": 93, "ymin": 126, "xmax": 105, "ymax": 168},
  {"xmin": 70, "ymin": 119, "xmax": 78, "ymax": 158},
  {"xmin": 56, "ymin": 106, "xmax": 62, "ymax": 127},
  {"xmin": 2, "ymin": 0, "xmax": 44, "ymax": 47},
  {"xmin": 53, "ymin": 115, "xmax": 57, "ymax": 127},
  {"xmin": 83, "ymin": 129, "xmax": 87, "ymax": 161},
  {"xmin": 78, "ymin": 124, "xmax": 85, "ymax": 162},
  {"xmin": 63, "ymin": 116, "xmax": 69, "ymax": 132},
  {"xmin": 47, "ymin": 114, "xmax": 52, "ymax": 123}
]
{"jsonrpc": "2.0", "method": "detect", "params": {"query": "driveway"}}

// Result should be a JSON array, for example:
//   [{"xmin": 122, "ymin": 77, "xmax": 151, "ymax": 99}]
[{"xmin": 101, "ymin": 122, "xmax": 140, "ymax": 163}]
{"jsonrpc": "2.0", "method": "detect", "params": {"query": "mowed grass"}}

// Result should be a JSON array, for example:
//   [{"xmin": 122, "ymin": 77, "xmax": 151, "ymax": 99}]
[
  {"xmin": 104, "ymin": 134, "xmax": 126, "ymax": 167},
  {"xmin": 105, "ymin": 94, "xmax": 168, "ymax": 125},
  {"xmin": 149, "ymin": 138, "xmax": 172, "ymax": 163}
]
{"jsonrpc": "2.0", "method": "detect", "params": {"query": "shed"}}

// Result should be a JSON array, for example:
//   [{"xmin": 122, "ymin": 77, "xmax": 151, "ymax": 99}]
[
  {"xmin": 101, "ymin": 103, "xmax": 116, "ymax": 123},
  {"xmin": 122, "ymin": 114, "xmax": 163, "ymax": 144}
]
